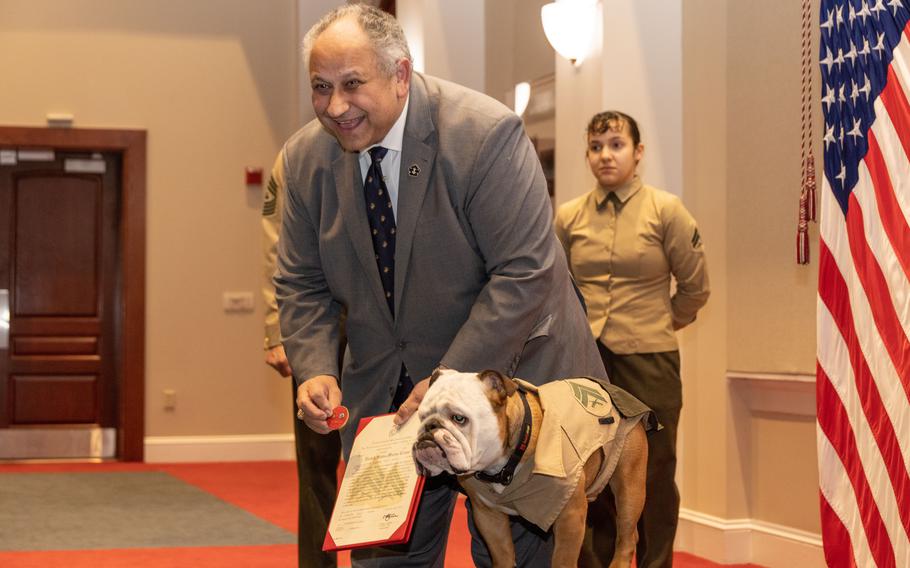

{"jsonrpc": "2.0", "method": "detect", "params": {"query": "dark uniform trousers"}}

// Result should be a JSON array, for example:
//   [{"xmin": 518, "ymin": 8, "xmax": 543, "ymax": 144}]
[
  {"xmin": 580, "ymin": 343, "xmax": 682, "ymax": 568},
  {"xmin": 348, "ymin": 474, "xmax": 554, "ymax": 568},
  {"xmin": 292, "ymin": 379, "xmax": 342, "ymax": 568}
]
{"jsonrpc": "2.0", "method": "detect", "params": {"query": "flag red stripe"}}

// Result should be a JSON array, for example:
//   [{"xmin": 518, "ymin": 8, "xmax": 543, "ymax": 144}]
[
  {"xmin": 819, "ymin": 485, "xmax": 859, "ymax": 568},
  {"xmin": 816, "ymin": 363, "xmax": 896, "ymax": 568},
  {"xmin": 864, "ymin": 112, "xmax": 910, "ymax": 285},
  {"xmin": 880, "ymin": 63, "xmax": 910, "ymax": 174},
  {"xmin": 844, "ymin": 192, "xmax": 910, "ymax": 402},
  {"xmin": 818, "ymin": 240, "xmax": 910, "ymax": 541}
]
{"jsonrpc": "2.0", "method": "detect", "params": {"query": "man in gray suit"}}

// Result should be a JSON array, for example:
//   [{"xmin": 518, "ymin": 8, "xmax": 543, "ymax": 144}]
[{"xmin": 275, "ymin": 4, "xmax": 607, "ymax": 566}]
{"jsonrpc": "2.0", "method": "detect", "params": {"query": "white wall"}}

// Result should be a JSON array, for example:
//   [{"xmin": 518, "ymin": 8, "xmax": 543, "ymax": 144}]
[
  {"xmin": 398, "ymin": 0, "xmax": 485, "ymax": 92},
  {"xmin": 600, "ymin": 0, "xmax": 682, "ymax": 197}
]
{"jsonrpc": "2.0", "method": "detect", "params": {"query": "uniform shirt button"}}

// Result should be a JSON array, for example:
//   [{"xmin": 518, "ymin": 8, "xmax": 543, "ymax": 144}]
[{"xmin": 397, "ymin": 341, "xmax": 407, "ymax": 350}]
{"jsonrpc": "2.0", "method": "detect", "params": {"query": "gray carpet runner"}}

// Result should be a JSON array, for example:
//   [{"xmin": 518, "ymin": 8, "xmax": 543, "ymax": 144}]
[{"xmin": 0, "ymin": 471, "xmax": 294, "ymax": 550}]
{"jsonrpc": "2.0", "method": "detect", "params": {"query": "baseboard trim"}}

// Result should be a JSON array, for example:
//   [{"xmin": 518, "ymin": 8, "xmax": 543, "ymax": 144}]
[
  {"xmin": 144, "ymin": 434, "xmax": 295, "ymax": 463},
  {"xmin": 676, "ymin": 508, "xmax": 825, "ymax": 567}
]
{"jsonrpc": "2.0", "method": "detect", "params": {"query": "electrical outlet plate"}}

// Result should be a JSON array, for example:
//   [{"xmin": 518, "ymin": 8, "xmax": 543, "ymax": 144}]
[
  {"xmin": 163, "ymin": 389, "xmax": 176, "ymax": 410},
  {"xmin": 222, "ymin": 291, "xmax": 254, "ymax": 313}
]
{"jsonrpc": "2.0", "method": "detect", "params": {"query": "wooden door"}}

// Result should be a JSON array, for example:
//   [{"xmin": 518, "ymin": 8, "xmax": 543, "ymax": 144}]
[{"xmin": 0, "ymin": 127, "xmax": 146, "ymax": 461}]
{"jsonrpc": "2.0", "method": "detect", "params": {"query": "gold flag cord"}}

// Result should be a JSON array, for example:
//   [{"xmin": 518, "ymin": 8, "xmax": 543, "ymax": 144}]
[{"xmin": 798, "ymin": 0, "xmax": 818, "ymax": 265}]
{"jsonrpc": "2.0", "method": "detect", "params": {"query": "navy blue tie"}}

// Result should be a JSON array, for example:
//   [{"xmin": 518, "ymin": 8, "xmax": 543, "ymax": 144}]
[
  {"xmin": 363, "ymin": 147, "xmax": 413, "ymax": 409},
  {"xmin": 364, "ymin": 146, "xmax": 396, "ymax": 314}
]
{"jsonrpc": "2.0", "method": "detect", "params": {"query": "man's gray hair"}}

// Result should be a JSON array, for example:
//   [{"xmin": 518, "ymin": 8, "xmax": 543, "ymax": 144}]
[{"xmin": 302, "ymin": 3, "xmax": 412, "ymax": 77}]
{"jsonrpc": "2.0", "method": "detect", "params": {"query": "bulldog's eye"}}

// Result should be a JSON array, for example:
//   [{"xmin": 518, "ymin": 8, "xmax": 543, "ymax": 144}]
[{"xmin": 451, "ymin": 414, "xmax": 467, "ymax": 425}]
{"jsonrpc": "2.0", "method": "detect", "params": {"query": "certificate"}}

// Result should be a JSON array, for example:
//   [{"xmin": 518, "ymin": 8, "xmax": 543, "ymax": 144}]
[{"xmin": 323, "ymin": 413, "xmax": 425, "ymax": 551}]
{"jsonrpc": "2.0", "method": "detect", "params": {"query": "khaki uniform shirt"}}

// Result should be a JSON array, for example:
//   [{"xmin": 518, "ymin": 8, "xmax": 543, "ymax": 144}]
[
  {"xmin": 262, "ymin": 152, "xmax": 285, "ymax": 349},
  {"xmin": 461, "ymin": 378, "xmax": 652, "ymax": 531},
  {"xmin": 554, "ymin": 176, "xmax": 709, "ymax": 354}
]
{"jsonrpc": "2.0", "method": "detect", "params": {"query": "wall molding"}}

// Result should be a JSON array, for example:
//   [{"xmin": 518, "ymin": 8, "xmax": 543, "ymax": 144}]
[
  {"xmin": 726, "ymin": 370, "xmax": 815, "ymax": 383},
  {"xmin": 144, "ymin": 434, "xmax": 295, "ymax": 463},
  {"xmin": 677, "ymin": 508, "xmax": 825, "ymax": 567},
  {"xmin": 727, "ymin": 370, "xmax": 816, "ymax": 417}
]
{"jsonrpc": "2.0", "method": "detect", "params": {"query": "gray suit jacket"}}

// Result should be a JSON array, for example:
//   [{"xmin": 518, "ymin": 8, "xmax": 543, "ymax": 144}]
[{"xmin": 276, "ymin": 73, "xmax": 606, "ymax": 453}]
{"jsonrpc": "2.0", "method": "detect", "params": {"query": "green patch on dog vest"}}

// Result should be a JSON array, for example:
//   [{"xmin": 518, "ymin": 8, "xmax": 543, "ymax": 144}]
[{"xmin": 567, "ymin": 379, "xmax": 612, "ymax": 418}]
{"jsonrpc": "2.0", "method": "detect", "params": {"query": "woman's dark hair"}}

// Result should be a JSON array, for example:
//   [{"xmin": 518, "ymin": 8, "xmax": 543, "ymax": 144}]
[{"xmin": 586, "ymin": 111, "xmax": 641, "ymax": 146}]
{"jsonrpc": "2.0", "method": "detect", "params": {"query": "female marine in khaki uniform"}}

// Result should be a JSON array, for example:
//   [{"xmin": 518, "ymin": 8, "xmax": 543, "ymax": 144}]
[{"xmin": 555, "ymin": 111, "xmax": 710, "ymax": 568}]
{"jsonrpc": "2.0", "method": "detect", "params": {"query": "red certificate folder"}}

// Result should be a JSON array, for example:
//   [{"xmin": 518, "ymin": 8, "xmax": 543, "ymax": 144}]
[{"xmin": 323, "ymin": 413, "xmax": 425, "ymax": 551}]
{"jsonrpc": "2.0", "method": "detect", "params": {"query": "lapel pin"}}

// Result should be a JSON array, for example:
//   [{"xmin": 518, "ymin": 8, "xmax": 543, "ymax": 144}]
[{"xmin": 408, "ymin": 164, "xmax": 420, "ymax": 177}]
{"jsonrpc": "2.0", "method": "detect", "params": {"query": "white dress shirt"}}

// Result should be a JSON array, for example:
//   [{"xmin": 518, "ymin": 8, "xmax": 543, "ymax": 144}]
[{"xmin": 358, "ymin": 96, "xmax": 410, "ymax": 220}]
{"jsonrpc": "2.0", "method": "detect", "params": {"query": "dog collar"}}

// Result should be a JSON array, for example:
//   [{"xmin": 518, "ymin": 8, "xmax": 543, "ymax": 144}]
[{"xmin": 474, "ymin": 388, "xmax": 532, "ymax": 486}]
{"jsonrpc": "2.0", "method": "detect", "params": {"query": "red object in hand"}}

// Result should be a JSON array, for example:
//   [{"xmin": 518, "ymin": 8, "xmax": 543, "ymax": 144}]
[
  {"xmin": 245, "ymin": 167, "xmax": 263, "ymax": 186},
  {"xmin": 327, "ymin": 406, "xmax": 349, "ymax": 430}
]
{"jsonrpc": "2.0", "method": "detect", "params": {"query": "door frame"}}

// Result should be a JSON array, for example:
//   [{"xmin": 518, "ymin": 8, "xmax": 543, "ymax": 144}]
[{"xmin": 0, "ymin": 126, "xmax": 146, "ymax": 461}]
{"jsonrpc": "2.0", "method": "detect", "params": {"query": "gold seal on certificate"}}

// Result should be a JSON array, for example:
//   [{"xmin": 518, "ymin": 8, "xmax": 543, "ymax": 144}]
[{"xmin": 322, "ymin": 413, "xmax": 425, "ymax": 551}]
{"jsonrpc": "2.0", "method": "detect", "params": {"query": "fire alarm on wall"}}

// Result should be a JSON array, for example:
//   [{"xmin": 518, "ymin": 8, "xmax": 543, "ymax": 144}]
[{"xmin": 245, "ymin": 167, "xmax": 263, "ymax": 186}]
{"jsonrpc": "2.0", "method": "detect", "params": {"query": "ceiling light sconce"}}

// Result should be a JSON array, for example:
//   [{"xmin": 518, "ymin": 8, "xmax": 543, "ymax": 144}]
[
  {"xmin": 541, "ymin": 0, "xmax": 599, "ymax": 67},
  {"xmin": 514, "ymin": 82, "xmax": 531, "ymax": 117}
]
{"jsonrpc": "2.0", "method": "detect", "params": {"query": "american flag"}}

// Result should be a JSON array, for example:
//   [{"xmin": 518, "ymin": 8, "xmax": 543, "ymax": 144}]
[{"xmin": 817, "ymin": 1, "xmax": 910, "ymax": 566}]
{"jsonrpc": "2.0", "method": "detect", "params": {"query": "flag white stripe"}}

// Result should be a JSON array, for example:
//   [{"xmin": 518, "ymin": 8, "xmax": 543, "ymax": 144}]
[
  {"xmin": 820, "ymin": 172, "xmax": 910, "ymax": 495},
  {"xmin": 871, "ymin": 63, "xmax": 910, "ymax": 231},
  {"xmin": 886, "ymin": 36, "xmax": 910, "ymax": 230},
  {"xmin": 856, "ymin": 115, "xmax": 910, "ymax": 343},
  {"xmin": 817, "ymin": 290, "xmax": 910, "ymax": 560},
  {"xmin": 871, "ymin": 83, "xmax": 910, "ymax": 236},
  {"xmin": 817, "ymin": 414, "xmax": 877, "ymax": 568}
]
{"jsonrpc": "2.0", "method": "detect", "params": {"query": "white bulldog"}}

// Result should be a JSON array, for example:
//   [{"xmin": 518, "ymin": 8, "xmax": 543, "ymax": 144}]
[{"xmin": 413, "ymin": 368, "xmax": 652, "ymax": 568}]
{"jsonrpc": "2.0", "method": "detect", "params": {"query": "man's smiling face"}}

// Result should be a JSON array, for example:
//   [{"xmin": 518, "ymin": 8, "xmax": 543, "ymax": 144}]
[{"xmin": 309, "ymin": 17, "xmax": 410, "ymax": 152}]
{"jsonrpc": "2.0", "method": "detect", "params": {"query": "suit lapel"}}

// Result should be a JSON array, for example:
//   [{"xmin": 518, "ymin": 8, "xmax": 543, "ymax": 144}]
[
  {"xmin": 334, "ymin": 151, "xmax": 393, "ymax": 324},
  {"xmin": 394, "ymin": 74, "xmax": 437, "ymax": 322}
]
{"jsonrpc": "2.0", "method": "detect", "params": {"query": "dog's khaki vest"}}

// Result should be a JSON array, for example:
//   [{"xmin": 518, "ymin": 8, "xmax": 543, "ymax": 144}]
[{"xmin": 463, "ymin": 378, "xmax": 645, "ymax": 531}]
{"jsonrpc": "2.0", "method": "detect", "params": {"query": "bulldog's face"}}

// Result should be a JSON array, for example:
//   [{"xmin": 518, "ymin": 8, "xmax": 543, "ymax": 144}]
[{"xmin": 412, "ymin": 369, "xmax": 516, "ymax": 476}]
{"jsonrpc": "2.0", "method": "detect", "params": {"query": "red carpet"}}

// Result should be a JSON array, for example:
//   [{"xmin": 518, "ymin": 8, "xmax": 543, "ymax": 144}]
[{"xmin": 0, "ymin": 461, "xmax": 763, "ymax": 567}]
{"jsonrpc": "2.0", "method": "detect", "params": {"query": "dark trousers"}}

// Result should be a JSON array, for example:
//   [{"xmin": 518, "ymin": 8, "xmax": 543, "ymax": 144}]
[
  {"xmin": 580, "ymin": 343, "xmax": 682, "ymax": 568},
  {"xmin": 349, "ymin": 475, "xmax": 553, "ymax": 567},
  {"xmin": 467, "ymin": 498, "xmax": 554, "ymax": 567},
  {"xmin": 350, "ymin": 474, "xmax": 457, "ymax": 567},
  {"xmin": 292, "ymin": 379, "xmax": 342, "ymax": 568}
]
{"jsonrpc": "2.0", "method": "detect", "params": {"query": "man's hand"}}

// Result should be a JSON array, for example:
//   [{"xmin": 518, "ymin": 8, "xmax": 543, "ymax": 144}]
[
  {"xmin": 265, "ymin": 345, "xmax": 293, "ymax": 377},
  {"xmin": 297, "ymin": 375, "xmax": 342, "ymax": 434},
  {"xmin": 393, "ymin": 376, "xmax": 431, "ymax": 426}
]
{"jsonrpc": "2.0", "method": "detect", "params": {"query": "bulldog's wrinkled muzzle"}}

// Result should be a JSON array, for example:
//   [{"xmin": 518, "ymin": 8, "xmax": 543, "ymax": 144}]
[{"xmin": 413, "ymin": 414, "xmax": 469, "ymax": 476}]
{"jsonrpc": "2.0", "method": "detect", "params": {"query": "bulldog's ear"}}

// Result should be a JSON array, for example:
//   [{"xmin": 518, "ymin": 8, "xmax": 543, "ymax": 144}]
[
  {"xmin": 478, "ymin": 370, "xmax": 518, "ymax": 403},
  {"xmin": 429, "ymin": 366, "xmax": 448, "ymax": 386}
]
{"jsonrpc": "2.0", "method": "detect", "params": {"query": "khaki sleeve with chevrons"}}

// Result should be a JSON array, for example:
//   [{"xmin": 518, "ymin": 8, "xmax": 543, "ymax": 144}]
[
  {"xmin": 662, "ymin": 196, "xmax": 710, "ymax": 329},
  {"xmin": 262, "ymin": 151, "xmax": 286, "ymax": 349}
]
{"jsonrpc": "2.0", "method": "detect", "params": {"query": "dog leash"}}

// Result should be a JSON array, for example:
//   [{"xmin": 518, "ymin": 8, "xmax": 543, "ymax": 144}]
[{"xmin": 474, "ymin": 387, "xmax": 532, "ymax": 486}]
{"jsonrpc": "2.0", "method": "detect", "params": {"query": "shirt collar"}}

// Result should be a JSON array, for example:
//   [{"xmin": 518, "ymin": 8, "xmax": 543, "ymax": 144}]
[
  {"xmin": 594, "ymin": 175, "xmax": 643, "ymax": 210},
  {"xmin": 363, "ymin": 95, "xmax": 409, "ymax": 155}
]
